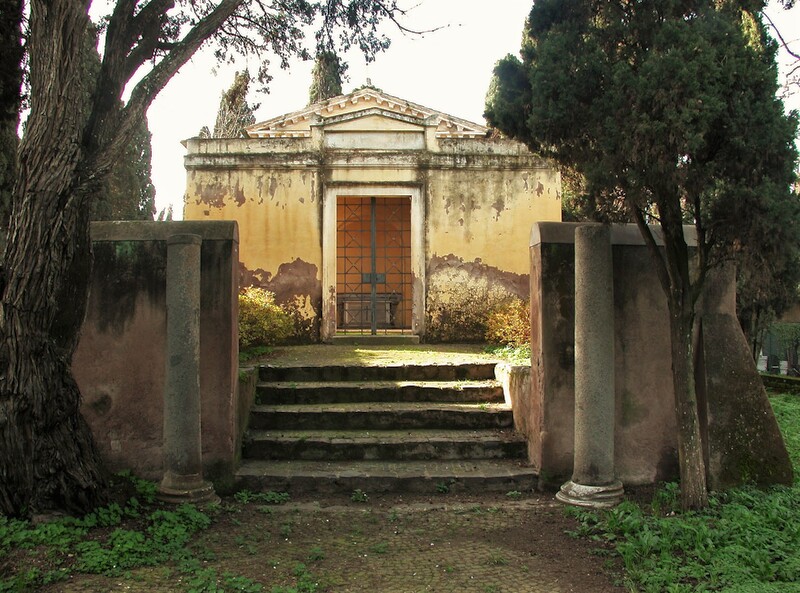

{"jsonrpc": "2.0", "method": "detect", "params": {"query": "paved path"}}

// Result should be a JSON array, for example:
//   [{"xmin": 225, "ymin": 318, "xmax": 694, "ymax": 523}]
[{"xmin": 255, "ymin": 344, "xmax": 503, "ymax": 368}]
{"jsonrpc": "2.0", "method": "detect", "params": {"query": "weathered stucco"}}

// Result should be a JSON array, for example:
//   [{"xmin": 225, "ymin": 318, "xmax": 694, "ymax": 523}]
[
  {"xmin": 426, "ymin": 159, "xmax": 560, "ymax": 275},
  {"xmin": 184, "ymin": 89, "xmax": 561, "ymax": 341},
  {"xmin": 73, "ymin": 221, "xmax": 240, "ymax": 484}
]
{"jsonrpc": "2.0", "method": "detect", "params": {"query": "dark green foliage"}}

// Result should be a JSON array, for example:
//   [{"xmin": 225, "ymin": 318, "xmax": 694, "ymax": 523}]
[
  {"xmin": 233, "ymin": 490, "xmax": 290, "ymax": 505},
  {"xmin": 93, "ymin": 115, "xmax": 157, "ymax": 221},
  {"xmin": 0, "ymin": 474, "xmax": 216, "ymax": 591},
  {"xmin": 486, "ymin": 0, "xmax": 799, "ymax": 509},
  {"xmin": 0, "ymin": 0, "xmax": 23, "ymax": 250},
  {"xmin": 771, "ymin": 394, "xmax": 800, "ymax": 473},
  {"xmin": 308, "ymin": 51, "xmax": 347, "ymax": 103}
]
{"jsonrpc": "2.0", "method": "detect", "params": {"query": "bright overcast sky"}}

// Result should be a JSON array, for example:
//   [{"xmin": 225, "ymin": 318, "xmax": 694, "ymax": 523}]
[{"xmin": 143, "ymin": 1, "xmax": 800, "ymax": 218}]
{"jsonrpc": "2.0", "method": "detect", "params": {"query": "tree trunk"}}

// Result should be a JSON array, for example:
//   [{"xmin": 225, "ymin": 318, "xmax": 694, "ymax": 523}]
[
  {"xmin": 631, "ymin": 200, "xmax": 710, "ymax": 510},
  {"xmin": 0, "ymin": 0, "xmax": 23, "ymax": 253},
  {"xmin": 0, "ymin": 0, "xmax": 107, "ymax": 517},
  {"xmin": 667, "ymin": 293, "xmax": 708, "ymax": 511}
]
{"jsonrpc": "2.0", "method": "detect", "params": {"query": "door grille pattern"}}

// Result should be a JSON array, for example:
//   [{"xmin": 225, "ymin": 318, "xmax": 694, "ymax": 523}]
[{"xmin": 336, "ymin": 196, "xmax": 411, "ymax": 334}]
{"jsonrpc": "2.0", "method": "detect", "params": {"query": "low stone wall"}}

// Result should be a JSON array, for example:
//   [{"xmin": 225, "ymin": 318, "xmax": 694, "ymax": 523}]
[
  {"xmin": 495, "ymin": 364, "xmax": 536, "ymax": 460},
  {"xmin": 73, "ymin": 221, "xmax": 240, "ymax": 485},
  {"xmin": 761, "ymin": 373, "xmax": 800, "ymax": 393},
  {"xmin": 527, "ymin": 222, "xmax": 792, "ymax": 488}
]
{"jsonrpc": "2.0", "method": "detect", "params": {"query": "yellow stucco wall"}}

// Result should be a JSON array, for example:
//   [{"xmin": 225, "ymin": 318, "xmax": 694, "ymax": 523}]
[
  {"xmin": 183, "ymin": 106, "xmax": 562, "ymax": 341},
  {"xmin": 426, "ymin": 166, "xmax": 561, "ymax": 275},
  {"xmin": 185, "ymin": 167, "xmax": 322, "ymax": 280}
]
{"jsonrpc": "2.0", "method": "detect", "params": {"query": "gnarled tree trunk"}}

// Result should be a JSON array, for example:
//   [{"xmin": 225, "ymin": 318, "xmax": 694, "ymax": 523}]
[{"xmin": 0, "ymin": 0, "xmax": 107, "ymax": 517}]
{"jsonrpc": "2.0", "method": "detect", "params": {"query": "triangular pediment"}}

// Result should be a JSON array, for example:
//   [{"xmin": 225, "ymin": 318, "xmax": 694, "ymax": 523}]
[{"xmin": 245, "ymin": 88, "xmax": 489, "ymax": 139}]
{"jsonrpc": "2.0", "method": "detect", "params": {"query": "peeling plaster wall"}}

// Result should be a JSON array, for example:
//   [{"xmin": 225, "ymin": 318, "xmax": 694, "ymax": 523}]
[
  {"xmin": 183, "ymin": 129, "xmax": 561, "ymax": 342},
  {"xmin": 185, "ymin": 140, "xmax": 323, "ymax": 339},
  {"xmin": 427, "ymin": 148, "xmax": 561, "ymax": 275},
  {"xmin": 423, "ymin": 145, "xmax": 561, "ymax": 341}
]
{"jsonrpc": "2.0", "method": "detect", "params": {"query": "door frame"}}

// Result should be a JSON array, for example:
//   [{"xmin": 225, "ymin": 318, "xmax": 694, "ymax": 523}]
[{"xmin": 321, "ymin": 184, "xmax": 424, "ymax": 341}]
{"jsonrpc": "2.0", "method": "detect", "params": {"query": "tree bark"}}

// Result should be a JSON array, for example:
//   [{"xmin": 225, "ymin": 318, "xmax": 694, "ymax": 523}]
[
  {"xmin": 631, "ymin": 200, "xmax": 709, "ymax": 510},
  {"xmin": 0, "ymin": 0, "xmax": 107, "ymax": 517},
  {"xmin": 667, "ymin": 293, "xmax": 709, "ymax": 511}
]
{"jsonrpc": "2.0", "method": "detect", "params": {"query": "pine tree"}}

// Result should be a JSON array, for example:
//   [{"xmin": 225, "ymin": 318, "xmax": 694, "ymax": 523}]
[
  {"xmin": 94, "ymin": 115, "xmax": 156, "ymax": 220},
  {"xmin": 211, "ymin": 70, "xmax": 258, "ymax": 138}
]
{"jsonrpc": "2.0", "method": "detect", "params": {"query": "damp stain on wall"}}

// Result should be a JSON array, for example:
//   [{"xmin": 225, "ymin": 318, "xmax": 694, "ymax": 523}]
[{"xmin": 240, "ymin": 259, "xmax": 322, "ymax": 342}]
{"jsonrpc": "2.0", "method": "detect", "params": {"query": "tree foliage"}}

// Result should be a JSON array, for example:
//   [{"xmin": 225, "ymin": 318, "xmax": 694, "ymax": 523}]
[
  {"xmin": 486, "ymin": 0, "xmax": 799, "ymax": 509},
  {"xmin": 309, "ymin": 50, "xmax": 347, "ymax": 103},
  {"xmin": 94, "ymin": 115, "xmax": 157, "ymax": 220},
  {"xmin": 0, "ymin": 0, "xmax": 407, "ymax": 518},
  {"xmin": 201, "ymin": 69, "xmax": 259, "ymax": 139}
]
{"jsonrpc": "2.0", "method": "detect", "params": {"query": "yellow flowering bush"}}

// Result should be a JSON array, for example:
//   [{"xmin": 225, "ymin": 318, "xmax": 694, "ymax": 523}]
[{"xmin": 238, "ymin": 287, "xmax": 293, "ymax": 350}]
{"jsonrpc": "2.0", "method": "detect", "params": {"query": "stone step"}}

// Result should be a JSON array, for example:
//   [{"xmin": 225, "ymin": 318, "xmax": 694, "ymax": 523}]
[
  {"xmin": 330, "ymin": 334, "xmax": 420, "ymax": 345},
  {"xmin": 258, "ymin": 363, "xmax": 498, "ymax": 383},
  {"xmin": 242, "ymin": 428, "xmax": 527, "ymax": 461},
  {"xmin": 256, "ymin": 380, "xmax": 505, "ymax": 405},
  {"xmin": 249, "ymin": 402, "xmax": 514, "ymax": 431},
  {"xmin": 236, "ymin": 459, "xmax": 538, "ymax": 495}
]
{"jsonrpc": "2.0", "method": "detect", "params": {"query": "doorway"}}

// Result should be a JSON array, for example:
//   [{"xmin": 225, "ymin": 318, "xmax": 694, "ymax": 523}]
[
  {"xmin": 321, "ymin": 185, "xmax": 424, "ymax": 341},
  {"xmin": 336, "ymin": 196, "xmax": 412, "ymax": 334}
]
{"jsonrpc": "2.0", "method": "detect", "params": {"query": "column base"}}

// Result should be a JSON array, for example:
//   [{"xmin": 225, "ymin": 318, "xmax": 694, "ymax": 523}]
[
  {"xmin": 555, "ymin": 480, "xmax": 624, "ymax": 509},
  {"xmin": 158, "ymin": 472, "xmax": 221, "ymax": 505}
]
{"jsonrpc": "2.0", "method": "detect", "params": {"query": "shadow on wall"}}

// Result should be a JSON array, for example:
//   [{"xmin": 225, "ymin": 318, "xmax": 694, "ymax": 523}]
[
  {"xmin": 239, "ymin": 259, "xmax": 321, "ymax": 343},
  {"xmin": 73, "ymin": 221, "xmax": 240, "ymax": 485}
]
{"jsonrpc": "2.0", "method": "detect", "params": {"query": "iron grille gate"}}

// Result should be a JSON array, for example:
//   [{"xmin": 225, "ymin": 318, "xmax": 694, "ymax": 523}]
[{"xmin": 336, "ymin": 196, "xmax": 412, "ymax": 335}]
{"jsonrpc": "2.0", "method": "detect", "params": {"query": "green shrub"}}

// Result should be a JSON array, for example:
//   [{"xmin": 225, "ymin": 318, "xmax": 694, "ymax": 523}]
[
  {"xmin": 485, "ymin": 299, "xmax": 530, "ymax": 347},
  {"xmin": 238, "ymin": 287, "xmax": 293, "ymax": 350},
  {"xmin": 564, "ymin": 393, "xmax": 800, "ymax": 592}
]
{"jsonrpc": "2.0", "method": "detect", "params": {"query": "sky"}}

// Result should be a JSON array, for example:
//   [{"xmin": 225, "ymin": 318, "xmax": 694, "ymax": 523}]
[{"xmin": 143, "ymin": 1, "xmax": 800, "ymax": 219}]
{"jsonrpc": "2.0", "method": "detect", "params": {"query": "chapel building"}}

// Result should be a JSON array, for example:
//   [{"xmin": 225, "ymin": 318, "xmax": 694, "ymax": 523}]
[{"xmin": 183, "ymin": 87, "xmax": 561, "ymax": 342}]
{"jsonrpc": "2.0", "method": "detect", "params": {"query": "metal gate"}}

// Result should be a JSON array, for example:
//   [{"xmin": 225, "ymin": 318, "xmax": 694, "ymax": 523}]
[{"xmin": 336, "ymin": 196, "xmax": 412, "ymax": 335}]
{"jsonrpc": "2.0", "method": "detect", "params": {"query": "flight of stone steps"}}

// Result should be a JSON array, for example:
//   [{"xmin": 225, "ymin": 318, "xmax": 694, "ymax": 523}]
[{"xmin": 236, "ymin": 362, "xmax": 537, "ymax": 494}]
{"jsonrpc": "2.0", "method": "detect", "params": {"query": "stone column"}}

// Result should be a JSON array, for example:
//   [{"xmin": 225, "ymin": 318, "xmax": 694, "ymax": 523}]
[
  {"xmin": 556, "ymin": 224, "xmax": 624, "ymax": 509},
  {"xmin": 158, "ymin": 234, "xmax": 219, "ymax": 504}
]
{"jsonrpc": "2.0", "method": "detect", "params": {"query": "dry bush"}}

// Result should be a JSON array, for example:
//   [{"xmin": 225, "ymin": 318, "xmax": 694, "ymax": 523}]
[{"xmin": 485, "ymin": 299, "xmax": 530, "ymax": 347}]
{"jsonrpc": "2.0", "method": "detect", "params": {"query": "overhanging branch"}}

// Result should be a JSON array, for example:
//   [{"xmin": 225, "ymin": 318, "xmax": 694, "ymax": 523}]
[{"xmin": 86, "ymin": 0, "xmax": 245, "ymax": 180}]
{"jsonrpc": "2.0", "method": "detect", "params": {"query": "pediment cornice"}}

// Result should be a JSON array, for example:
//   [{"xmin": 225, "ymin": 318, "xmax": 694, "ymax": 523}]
[{"xmin": 245, "ymin": 88, "xmax": 488, "ymax": 139}]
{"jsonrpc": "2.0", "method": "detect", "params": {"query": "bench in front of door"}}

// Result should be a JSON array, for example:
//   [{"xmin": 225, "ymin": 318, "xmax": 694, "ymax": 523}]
[{"xmin": 337, "ymin": 293, "xmax": 402, "ymax": 329}]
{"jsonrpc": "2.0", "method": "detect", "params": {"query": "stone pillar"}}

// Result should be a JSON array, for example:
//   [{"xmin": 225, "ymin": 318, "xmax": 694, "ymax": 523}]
[
  {"xmin": 158, "ymin": 234, "xmax": 219, "ymax": 504},
  {"xmin": 556, "ymin": 224, "xmax": 624, "ymax": 509}
]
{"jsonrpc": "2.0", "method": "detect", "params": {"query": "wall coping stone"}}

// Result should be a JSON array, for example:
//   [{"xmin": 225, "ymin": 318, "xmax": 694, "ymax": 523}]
[
  {"xmin": 530, "ymin": 222, "xmax": 697, "ymax": 248},
  {"xmin": 90, "ymin": 221, "xmax": 239, "ymax": 243}
]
